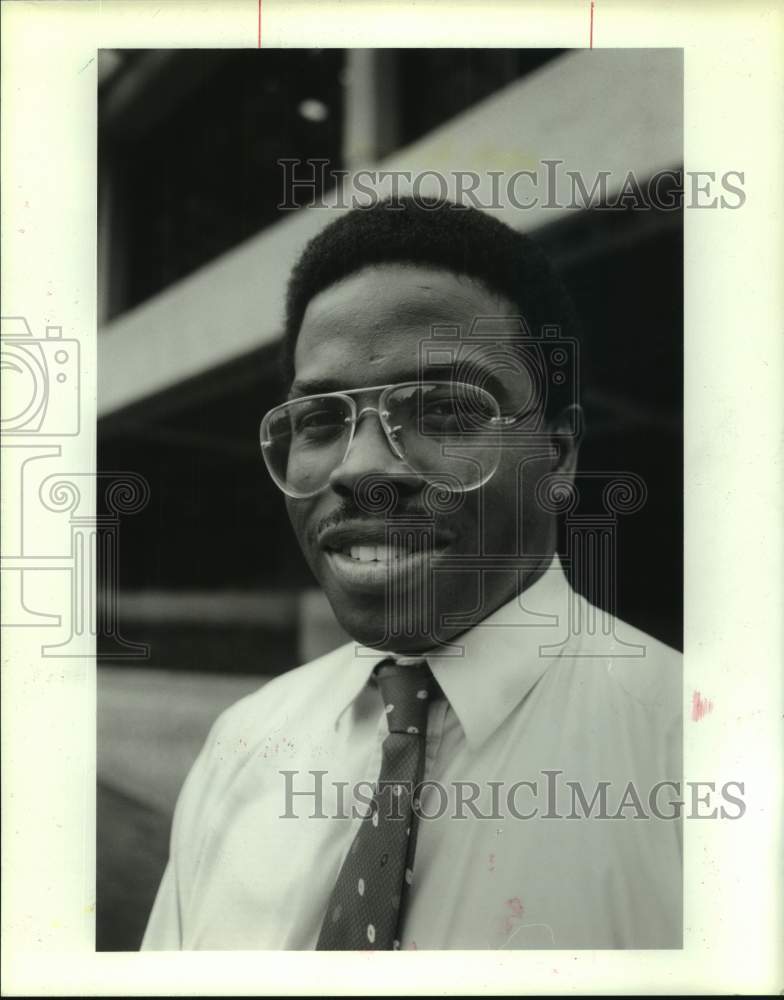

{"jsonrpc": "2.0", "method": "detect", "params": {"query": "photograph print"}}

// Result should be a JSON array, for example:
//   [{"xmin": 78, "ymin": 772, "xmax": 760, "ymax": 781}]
[{"xmin": 96, "ymin": 47, "xmax": 686, "ymax": 951}]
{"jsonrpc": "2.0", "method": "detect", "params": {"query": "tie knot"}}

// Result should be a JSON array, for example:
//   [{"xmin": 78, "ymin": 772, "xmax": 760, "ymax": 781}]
[{"xmin": 375, "ymin": 658, "xmax": 434, "ymax": 735}]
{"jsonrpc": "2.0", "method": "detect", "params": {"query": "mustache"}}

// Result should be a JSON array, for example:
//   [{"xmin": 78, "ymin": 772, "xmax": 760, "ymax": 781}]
[
  {"xmin": 315, "ymin": 501, "xmax": 430, "ymax": 532},
  {"xmin": 310, "ymin": 497, "xmax": 436, "ymax": 546}
]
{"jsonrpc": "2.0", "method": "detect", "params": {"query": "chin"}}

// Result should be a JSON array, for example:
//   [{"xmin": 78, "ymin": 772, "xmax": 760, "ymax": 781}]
[
  {"xmin": 319, "ymin": 563, "xmax": 478, "ymax": 653},
  {"xmin": 327, "ymin": 597, "xmax": 442, "ymax": 654}
]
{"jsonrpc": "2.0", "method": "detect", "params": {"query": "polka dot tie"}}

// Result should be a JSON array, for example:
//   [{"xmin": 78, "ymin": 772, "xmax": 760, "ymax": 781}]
[{"xmin": 316, "ymin": 657, "xmax": 436, "ymax": 950}]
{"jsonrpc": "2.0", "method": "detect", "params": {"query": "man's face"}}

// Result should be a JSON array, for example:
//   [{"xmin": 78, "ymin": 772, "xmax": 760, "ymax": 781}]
[{"xmin": 286, "ymin": 264, "xmax": 578, "ymax": 651}]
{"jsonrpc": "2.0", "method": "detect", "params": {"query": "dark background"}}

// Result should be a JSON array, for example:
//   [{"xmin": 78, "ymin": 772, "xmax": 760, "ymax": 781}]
[{"xmin": 97, "ymin": 49, "xmax": 682, "ymax": 950}]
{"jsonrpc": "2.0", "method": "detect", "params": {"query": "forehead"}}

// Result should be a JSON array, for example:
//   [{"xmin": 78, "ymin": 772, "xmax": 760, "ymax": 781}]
[{"xmin": 292, "ymin": 264, "xmax": 521, "ymax": 389}]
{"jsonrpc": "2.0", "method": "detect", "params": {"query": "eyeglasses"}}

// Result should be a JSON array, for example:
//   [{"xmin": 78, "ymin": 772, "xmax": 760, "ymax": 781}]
[{"xmin": 259, "ymin": 381, "xmax": 518, "ymax": 499}]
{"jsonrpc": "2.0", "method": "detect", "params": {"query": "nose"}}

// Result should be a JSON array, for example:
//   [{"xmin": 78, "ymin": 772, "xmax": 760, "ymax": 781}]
[{"xmin": 328, "ymin": 408, "xmax": 422, "ymax": 499}]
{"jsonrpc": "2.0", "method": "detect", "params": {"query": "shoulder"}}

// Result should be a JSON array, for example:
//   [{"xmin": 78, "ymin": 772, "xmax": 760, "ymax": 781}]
[
  {"xmin": 563, "ymin": 591, "xmax": 682, "ymax": 717},
  {"xmin": 605, "ymin": 618, "xmax": 681, "ymax": 713},
  {"xmin": 548, "ymin": 593, "xmax": 682, "ymax": 778},
  {"xmin": 210, "ymin": 640, "xmax": 357, "ymax": 742},
  {"xmin": 171, "ymin": 641, "xmax": 358, "ymax": 826}
]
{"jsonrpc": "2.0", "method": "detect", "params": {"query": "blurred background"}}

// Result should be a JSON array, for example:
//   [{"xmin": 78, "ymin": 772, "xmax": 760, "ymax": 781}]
[{"xmin": 97, "ymin": 48, "xmax": 683, "ymax": 949}]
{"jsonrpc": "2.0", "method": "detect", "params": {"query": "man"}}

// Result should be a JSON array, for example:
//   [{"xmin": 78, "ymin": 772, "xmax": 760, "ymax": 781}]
[{"xmin": 142, "ymin": 198, "xmax": 682, "ymax": 951}]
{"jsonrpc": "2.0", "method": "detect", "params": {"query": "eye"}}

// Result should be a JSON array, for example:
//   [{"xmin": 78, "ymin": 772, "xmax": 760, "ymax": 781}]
[
  {"xmin": 418, "ymin": 388, "xmax": 495, "ymax": 433},
  {"xmin": 419, "ymin": 394, "xmax": 460, "ymax": 429},
  {"xmin": 292, "ymin": 404, "xmax": 347, "ymax": 439},
  {"xmin": 422, "ymin": 398, "xmax": 456, "ymax": 418}
]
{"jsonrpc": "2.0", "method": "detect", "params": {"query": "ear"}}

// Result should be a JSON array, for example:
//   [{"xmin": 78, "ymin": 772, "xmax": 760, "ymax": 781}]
[{"xmin": 547, "ymin": 404, "xmax": 584, "ymax": 478}]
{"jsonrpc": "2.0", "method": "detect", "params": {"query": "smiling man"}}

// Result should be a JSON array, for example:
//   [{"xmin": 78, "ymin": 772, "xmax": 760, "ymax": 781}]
[{"xmin": 142, "ymin": 199, "xmax": 682, "ymax": 951}]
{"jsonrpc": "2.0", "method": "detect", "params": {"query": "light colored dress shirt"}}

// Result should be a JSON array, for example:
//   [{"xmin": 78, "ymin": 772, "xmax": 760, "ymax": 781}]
[{"xmin": 142, "ymin": 556, "xmax": 682, "ymax": 950}]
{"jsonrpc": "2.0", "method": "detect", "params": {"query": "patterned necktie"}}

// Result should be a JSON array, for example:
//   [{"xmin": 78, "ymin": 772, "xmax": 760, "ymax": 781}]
[{"xmin": 316, "ymin": 657, "xmax": 436, "ymax": 950}]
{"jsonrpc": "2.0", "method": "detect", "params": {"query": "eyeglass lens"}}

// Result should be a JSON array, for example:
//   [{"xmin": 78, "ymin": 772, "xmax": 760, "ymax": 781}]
[{"xmin": 261, "ymin": 383, "xmax": 502, "ymax": 498}]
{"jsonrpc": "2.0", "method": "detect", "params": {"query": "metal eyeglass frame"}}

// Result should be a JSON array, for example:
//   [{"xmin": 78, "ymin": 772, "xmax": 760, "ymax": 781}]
[{"xmin": 259, "ymin": 380, "xmax": 518, "ymax": 500}]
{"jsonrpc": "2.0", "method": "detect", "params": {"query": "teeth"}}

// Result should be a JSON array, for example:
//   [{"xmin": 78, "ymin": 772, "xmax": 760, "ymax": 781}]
[
  {"xmin": 336, "ymin": 540, "xmax": 443, "ymax": 562},
  {"xmin": 346, "ymin": 544, "xmax": 404, "ymax": 562},
  {"xmin": 348, "ymin": 544, "xmax": 389, "ymax": 562}
]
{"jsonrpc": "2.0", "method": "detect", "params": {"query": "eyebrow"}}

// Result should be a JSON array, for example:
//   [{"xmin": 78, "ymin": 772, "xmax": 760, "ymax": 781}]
[{"xmin": 289, "ymin": 363, "xmax": 511, "ymax": 401}]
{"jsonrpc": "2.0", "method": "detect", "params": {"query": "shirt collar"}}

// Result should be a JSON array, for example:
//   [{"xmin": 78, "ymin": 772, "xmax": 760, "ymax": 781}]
[{"xmin": 334, "ymin": 554, "xmax": 571, "ymax": 751}]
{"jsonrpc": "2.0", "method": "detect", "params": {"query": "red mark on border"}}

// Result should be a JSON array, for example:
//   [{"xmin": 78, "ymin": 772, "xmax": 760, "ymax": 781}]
[
  {"xmin": 502, "ymin": 896, "xmax": 525, "ymax": 935},
  {"xmin": 258, "ymin": 0, "xmax": 262, "ymax": 47},
  {"xmin": 691, "ymin": 690, "xmax": 714, "ymax": 721},
  {"xmin": 589, "ymin": 2, "xmax": 595, "ymax": 48}
]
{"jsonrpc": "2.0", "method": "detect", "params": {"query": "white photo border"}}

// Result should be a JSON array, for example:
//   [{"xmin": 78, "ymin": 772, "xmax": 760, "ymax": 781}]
[{"xmin": 1, "ymin": 0, "xmax": 782, "ymax": 994}]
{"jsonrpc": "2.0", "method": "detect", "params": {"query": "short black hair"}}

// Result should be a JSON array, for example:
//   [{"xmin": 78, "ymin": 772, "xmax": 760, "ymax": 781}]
[{"xmin": 282, "ymin": 197, "xmax": 581, "ymax": 419}]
